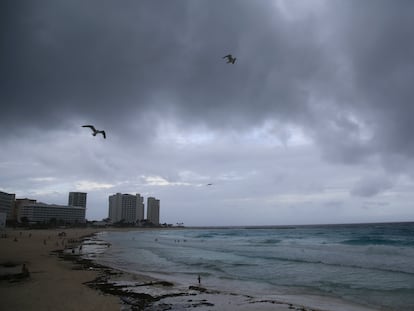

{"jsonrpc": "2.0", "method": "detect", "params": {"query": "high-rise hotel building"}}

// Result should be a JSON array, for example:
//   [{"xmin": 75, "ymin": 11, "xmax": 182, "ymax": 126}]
[
  {"xmin": 108, "ymin": 193, "xmax": 144, "ymax": 224},
  {"xmin": 68, "ymin": 192, "xmax": 87, "ymax": 208},
  {"xmin": 147, "ymin": 197, "xmax": 160, "ymax": 225},
  {"xmin": 0, "ymin": 191, "xmax": 15, "ymax": 220}
]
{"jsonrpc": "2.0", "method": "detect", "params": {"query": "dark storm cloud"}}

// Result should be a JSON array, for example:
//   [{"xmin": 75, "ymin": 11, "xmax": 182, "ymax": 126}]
[
  {"xmin": 1, "ymin": 0, "xmax": 190, "ymax": 134},
  {"xmin": 0, "ymin": 0, "xmax": 334, "ymax": 137},
  {"xmin": 2, "ymin": 0, "xmax": 414, "ymax": 171},
  {"xmin": 326, "ymin": 1, "xmax": 414, "ymax": 163}
]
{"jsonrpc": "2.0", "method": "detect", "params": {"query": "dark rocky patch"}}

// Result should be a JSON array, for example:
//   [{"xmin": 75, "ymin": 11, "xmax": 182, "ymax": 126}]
[
  {"xmin": 1, "ymin": 261, "xmax": 19, "ymax": 268},
  {"xmin": 188, "ymin": 286, "xmax": 207, "ymax": 292}
]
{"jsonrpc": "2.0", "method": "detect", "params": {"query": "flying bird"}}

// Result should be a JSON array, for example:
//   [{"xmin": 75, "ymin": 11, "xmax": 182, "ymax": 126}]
[
  {"xmin": 223, "ymin": 54, "xmax": 236, "ymax": 64},
  {"xmin": 82, "ymin": 125, "xmax": 106, "ymax": 139},
  {"xmin": 206, "ymin": 183, "xmax": 213, "ymax": 186}
]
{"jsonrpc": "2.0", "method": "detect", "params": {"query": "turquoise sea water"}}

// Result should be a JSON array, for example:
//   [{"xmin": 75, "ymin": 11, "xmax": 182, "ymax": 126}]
[{"xmin": 88, "ymin": 222, "xmax": 414, "ymax": 310}]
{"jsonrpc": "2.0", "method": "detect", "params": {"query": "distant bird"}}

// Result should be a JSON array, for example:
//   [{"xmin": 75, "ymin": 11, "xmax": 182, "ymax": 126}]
[
  {"xmin": 206, "ymin": 183, "xmax": 213, "ymax": 186},
  {"xmin": 82, "ymin": 125, "xmax": 106, "ymax": 139},
  {"xmin": 223, "ymin": 54, "xmax": 236, "ymax": 64}
]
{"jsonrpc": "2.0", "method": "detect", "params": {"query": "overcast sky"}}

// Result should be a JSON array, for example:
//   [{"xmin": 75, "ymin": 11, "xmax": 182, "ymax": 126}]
[{"xmin": 2, "ymin": 0, "xmax": 414, "ymax": 226}]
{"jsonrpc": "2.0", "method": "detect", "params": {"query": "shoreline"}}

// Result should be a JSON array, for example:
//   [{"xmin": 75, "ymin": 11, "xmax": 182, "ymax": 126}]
[
  {"xmin": 79, "ymin": 230, "xmax": 379, "ymax": 311},
  {"xmin": 63, "ymin": 242, "xmax": 319, "ymax": 311},
  {"xmin": 0, "ymin": 228, "xmax": 378, "ymax": 311},
  {"xmin": 62, "ymin": 230, "xmax": 322, "ymax": 311}
]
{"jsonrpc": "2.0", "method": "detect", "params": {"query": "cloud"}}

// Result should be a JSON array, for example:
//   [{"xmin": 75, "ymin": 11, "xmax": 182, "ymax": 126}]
[
  {"xmin": 141, "ymin": 175, "xmax": 191, "ymax": 187},
  {"xmin": 29, "ymin": 177, "xmax": 57, "ymax": 182},
  {"xmin": 350, "ymin": 175, "xmax": 394, "ymax": 198},
  {"xmin": 75, "ymin": 181, "xmax": 114, "ymax": 191}
]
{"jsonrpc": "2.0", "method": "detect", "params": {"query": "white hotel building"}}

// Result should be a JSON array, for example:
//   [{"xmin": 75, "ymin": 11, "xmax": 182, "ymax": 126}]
[
  {"xmin": 14, "ymin": 192, "xmax": 87, "ymax": 224},
  {"xmin": 108, "ymin": 193, "xmax": 144, "ymax": 224},
  {"xmin": 147, "ymin": 197, "xmax": 160, "ymax": 225},
  {"xmin": 18, "ymin": 202, "xmax": 86, "ymax": 224}
]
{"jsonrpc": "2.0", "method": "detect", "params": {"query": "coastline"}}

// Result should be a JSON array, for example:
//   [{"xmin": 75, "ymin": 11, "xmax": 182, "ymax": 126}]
[{"xmin": 0, "ymin": 227, "xmax": 378, "ymax": 311}]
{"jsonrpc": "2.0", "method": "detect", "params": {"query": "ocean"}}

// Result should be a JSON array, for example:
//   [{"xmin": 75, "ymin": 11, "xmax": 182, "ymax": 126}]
[{"xmin": 85, "ymin": 222, "xmax": 414, "ymax": 310}]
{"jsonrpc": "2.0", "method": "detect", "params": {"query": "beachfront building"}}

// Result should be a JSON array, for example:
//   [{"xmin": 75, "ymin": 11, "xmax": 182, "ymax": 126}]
[
  {"xmin": 147, "ymin": 197, "xmax": 160, "ymax": 225},
  {"xmin": 18, "ymin": 202, "xmax": 86, "ymax": 224},
  {"xmin": 14, "ymin": 198, "xmax": 37, "ymax": 222},
  {"xmin": 68, "ymin": 192, "xmax": 87, "ymax": 208},
  {"xmin": 108, "ymin": 193, "xmax": 144, "ymax": 224},
  {"xmin": 0, "ymin": 190, "xmax": 15, "ymax": 221}
]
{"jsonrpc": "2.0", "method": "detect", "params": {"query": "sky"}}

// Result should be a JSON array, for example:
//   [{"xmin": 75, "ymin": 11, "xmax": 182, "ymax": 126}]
[{"xmin": 1, "ymin": 0, "xmax": 414, "ymax": 226}]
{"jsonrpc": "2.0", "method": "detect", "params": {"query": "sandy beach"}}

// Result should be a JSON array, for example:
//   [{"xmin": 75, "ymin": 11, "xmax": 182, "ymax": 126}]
[
  {"xmin": 0, "ymin": 228, "xmax": 377, "ymax": 311},
  {"xmin": 0, "ymin": 228, "xmax": 119, "ymax": 311}
]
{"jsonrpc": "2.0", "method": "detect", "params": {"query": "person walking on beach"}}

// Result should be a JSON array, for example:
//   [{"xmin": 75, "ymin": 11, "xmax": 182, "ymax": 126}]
[
  {"xmin": 198, "ymin": 275, "xmax": 201, "ymax": 285},
  {"xmin": 21, "ymin": 264, "xmax": 30, "ymax": 278}
]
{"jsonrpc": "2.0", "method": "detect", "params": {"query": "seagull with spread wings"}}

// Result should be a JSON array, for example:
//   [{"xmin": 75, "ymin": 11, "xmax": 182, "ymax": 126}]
[
  {"xmin": 223, "ymin": 54, "xmax": 236, "ymax": 64},
  {"xmin": 82, "ymin": 125, "xmax": 106, "ymax": 139}
]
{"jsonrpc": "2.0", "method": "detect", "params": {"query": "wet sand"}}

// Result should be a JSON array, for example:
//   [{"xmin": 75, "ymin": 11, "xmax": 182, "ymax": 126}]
[{"xmin": 0, "ymin": 228, "xmax": 377, "ymax": 311}]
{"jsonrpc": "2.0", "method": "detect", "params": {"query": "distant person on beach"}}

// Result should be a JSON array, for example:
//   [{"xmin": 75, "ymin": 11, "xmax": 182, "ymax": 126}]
[
  {"xmin": 21, "ymin": 264, "xmax": 30, "ymax": 277},
  {"xmin": 198, "ymin": 275, "xmax": 201, "ymax": 284}
]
